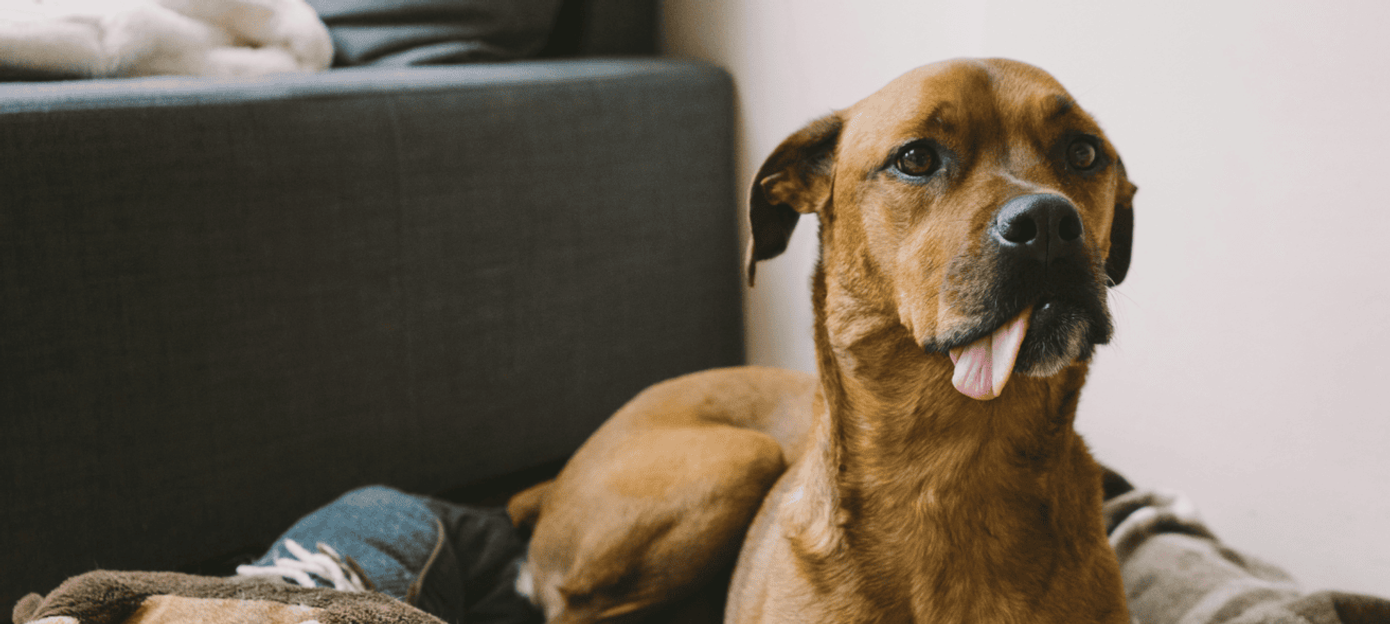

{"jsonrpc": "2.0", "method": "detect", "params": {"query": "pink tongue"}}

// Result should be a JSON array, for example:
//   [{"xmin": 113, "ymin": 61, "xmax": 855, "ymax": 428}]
[{"xmin": 948, "ymin": 307, "xmax": 1032, "ymax": 400}]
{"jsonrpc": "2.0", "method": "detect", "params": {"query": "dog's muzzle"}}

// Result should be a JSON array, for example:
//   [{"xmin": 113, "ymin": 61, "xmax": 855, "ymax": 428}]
[{"xmin": 943, "ymin": 193, "xmax": 1112, "ymax": 400}]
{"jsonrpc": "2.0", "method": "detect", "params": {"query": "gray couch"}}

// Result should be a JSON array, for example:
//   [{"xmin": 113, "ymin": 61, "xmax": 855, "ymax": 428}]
[{"xmin": 0, "ymin": 3, "xmax": 742, "ymax": 612}]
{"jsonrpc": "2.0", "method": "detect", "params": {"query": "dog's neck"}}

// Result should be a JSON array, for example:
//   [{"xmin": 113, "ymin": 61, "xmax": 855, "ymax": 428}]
[{"xmin": 800, "ymin": 262, "xmax": 1109, "ymax": 621}]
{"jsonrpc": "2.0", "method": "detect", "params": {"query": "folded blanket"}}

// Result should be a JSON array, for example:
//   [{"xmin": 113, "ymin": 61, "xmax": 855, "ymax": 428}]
[
  {"xmin": 0, "ymin": 0, "xmax": 331, "ymax": 79},
  {"xmin": 1103, "ymin": 475, "xmax": 1390, "ymax": 624},
  {"xmin": 11, "ymin": 570, "xmax": 443, "ymax": 624}
]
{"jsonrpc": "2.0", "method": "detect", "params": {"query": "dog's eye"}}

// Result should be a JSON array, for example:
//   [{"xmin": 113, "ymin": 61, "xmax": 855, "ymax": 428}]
[
  {"xmin": 895, "ymin": 144, "xmax": 939, "ymax": 177},
  {"xmin": 1067, "ymin": 139, "xmax": 1098, "ymax": 170}
]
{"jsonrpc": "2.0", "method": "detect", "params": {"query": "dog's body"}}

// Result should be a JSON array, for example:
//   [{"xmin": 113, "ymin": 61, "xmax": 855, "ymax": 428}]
[
  {"xmin": 510, "ymin": 58, "xmax": 1136, "ymax": 623},
  {"xmin": 508, "ymin": 367, "xmax": 819, "ymax": 623}
]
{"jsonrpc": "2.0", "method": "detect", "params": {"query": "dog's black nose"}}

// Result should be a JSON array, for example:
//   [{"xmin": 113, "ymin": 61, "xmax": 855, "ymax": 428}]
[{"xmin": 992, "ymin": 194, "xmax": 1084, "ymax": 265}]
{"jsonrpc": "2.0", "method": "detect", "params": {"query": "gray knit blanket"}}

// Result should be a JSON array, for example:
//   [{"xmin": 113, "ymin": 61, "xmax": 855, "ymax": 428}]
[{"xmin": 1104, "ymin": 471, "xmax": 1389, "ymax": 624}]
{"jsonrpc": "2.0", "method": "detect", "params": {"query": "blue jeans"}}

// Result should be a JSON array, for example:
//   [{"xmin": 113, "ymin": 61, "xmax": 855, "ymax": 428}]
[{"xmin": 250, "ymin": 485, "xmax": 540, "ymax": 624}]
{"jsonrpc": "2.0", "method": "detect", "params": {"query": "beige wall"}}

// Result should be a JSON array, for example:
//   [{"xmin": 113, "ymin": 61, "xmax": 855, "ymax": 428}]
[{"xmin": 662, "ymin": 0, "xmax": 1390, "ymax": 597}]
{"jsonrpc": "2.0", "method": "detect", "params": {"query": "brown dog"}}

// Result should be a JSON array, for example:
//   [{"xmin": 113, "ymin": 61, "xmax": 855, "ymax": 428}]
[{"xmin": 509, "ymin": 58, "xmax": 1137, "ymax": 623}]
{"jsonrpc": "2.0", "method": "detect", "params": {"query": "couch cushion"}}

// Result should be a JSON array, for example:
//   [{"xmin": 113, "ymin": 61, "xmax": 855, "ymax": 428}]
[{"xmin": 306, "ymin": 0, "xmax": 562, "ymax": 66}]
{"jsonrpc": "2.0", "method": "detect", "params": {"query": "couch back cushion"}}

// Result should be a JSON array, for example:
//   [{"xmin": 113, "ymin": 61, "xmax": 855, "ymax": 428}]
[{"xmin": 306, "ymin": 0, "xmax": 564, "ymax": 66}]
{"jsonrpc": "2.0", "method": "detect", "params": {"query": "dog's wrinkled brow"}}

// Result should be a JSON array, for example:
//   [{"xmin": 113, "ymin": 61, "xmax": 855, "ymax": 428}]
[
  {"xmin": 924, "ymin": 102, "xmax": 956, "ymax": 132},
  {"xmin": 1047, "ymin": 95, "xmax": 1077, "ymax": 121}
]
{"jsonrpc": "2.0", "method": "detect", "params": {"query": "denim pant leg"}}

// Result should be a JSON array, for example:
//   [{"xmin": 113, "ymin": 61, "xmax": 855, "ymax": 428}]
[
  {"xmin": 249, "ymin": 485, "xmax": 540, "ymax": 624},
  {"xmin": 250, "ymin": 485, "xmax": 466, "ymax": 620}
]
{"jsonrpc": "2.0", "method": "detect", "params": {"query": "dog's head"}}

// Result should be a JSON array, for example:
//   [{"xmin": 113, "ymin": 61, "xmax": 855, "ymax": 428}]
[{"xmin": 749, "ymin": 58, "xmax": 1135, "ymax": 399}]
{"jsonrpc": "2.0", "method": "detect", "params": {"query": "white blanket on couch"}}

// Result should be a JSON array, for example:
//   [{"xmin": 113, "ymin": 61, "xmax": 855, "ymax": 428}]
[{"xmin": 0, "ymin": 0, "xmax": 331, "ymax": 78}]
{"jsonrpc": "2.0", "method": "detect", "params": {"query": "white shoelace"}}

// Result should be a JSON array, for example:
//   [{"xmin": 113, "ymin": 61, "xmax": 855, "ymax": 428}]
[{"xmin": 236, "ymin": 539, "xmax": 367, "ymax": 592}]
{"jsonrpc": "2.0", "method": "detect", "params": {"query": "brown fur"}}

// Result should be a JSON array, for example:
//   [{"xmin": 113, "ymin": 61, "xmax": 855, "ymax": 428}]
[
  {"xmin": 511, "ymin": 58, "xmax": 1137, "ymax": 623},
  {"xmin": 509, "ymin": 367, "xmax": 820, "ymax": 623}
]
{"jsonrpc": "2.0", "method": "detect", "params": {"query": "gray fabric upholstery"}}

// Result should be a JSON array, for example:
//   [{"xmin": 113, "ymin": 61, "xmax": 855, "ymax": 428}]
[
  {"xmin": 0, "ymin": 59, "xmax": 740, "ymax": 610},
  {"xmin": 306, "ymin": 0, "xmax": 564, "ymax": 66}
]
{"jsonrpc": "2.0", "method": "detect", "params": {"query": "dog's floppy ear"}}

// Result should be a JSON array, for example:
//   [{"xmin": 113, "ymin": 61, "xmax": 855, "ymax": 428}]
[
  {"xmin": 747, "ymin": 113, "xmax": 843, "ymax": 286},
  {"xmin": 1105, "ymin": 158, "xmax": 1136, "ymax": 286}
]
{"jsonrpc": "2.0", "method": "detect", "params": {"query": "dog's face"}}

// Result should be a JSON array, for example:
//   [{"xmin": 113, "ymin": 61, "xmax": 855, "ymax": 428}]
[{"xmin": 749, "ymin": 58, "xmax": 1135, "ymax": 394}]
